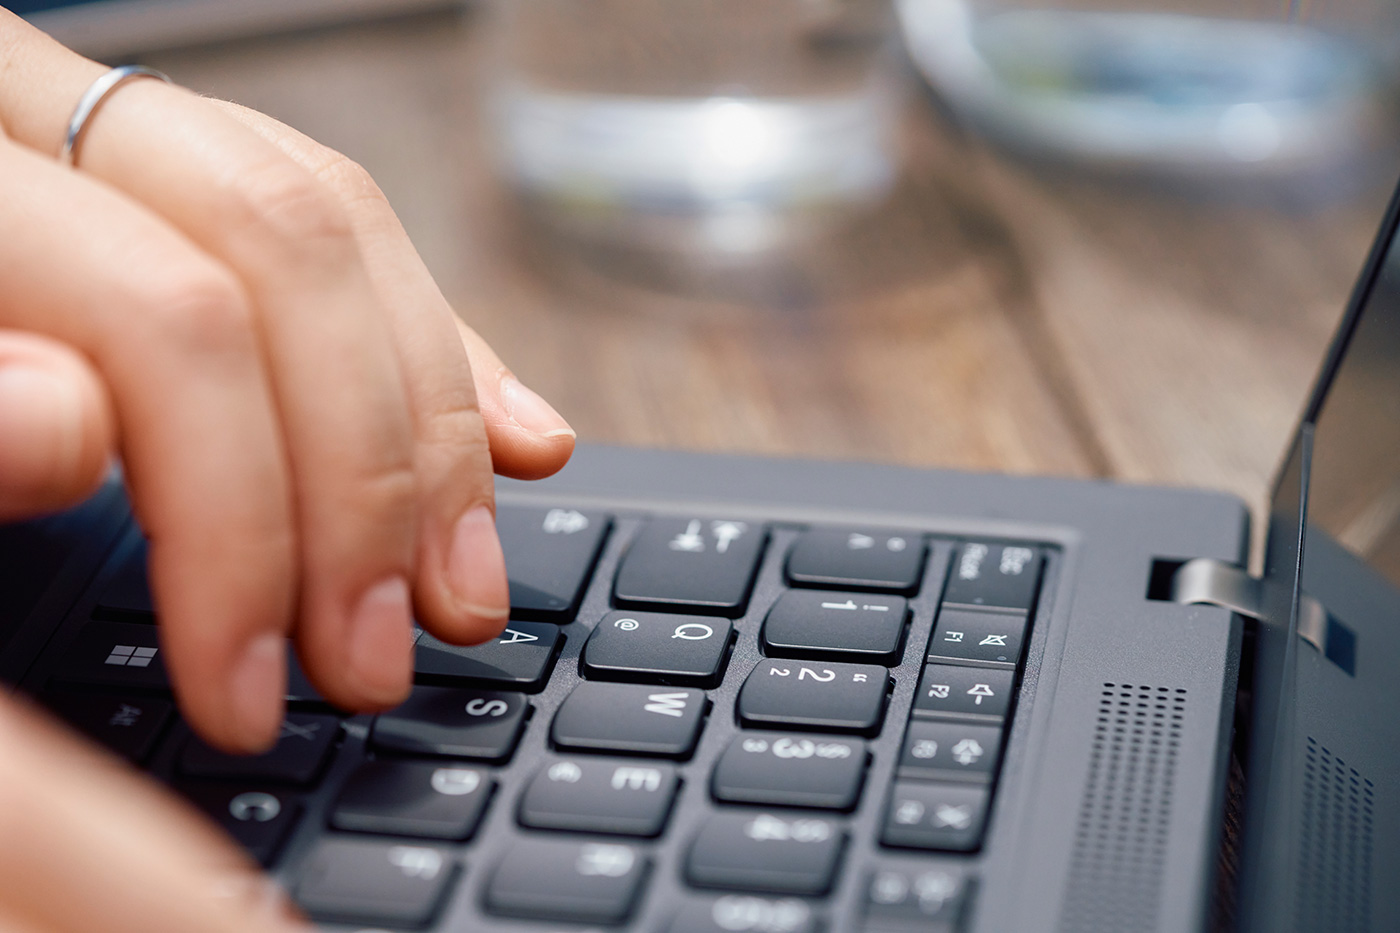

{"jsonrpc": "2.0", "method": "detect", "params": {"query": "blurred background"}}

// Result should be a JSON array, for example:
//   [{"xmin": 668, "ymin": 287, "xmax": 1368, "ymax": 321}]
[{"xmin": 15, "ymin": 0, "xmax": 1400, "ymax": 516}]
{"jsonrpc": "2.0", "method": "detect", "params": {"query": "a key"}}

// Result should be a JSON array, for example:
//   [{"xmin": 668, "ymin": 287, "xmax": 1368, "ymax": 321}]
[
  {"xmin": 711, "ymin": 732, "xmax": 867, "ymax": 811},
  {"xmin": 669, "ymin": 896, "xmax": 818, "ymax": 933},
  {"xmin": 942, "ymin": 542, "xmax": 1043, "ymax": 612},
  {"xmin": 880, "ymin": 782, "xmax": 989, "ymax": 852},
  {"xmin": 41, "ymin": 691, "xmax": 171, "ymax": 763},
  {"xmin": 551, "ymin": 682, "xmax": 707, "ymax": 758},
  {"xmin": 898, "ymin": 721, "xmax": 1002, "ymax": 782},
  {"xmin": 582, "ymin": 610, "xmax": 732, "ymax": 687},
  {"xmin": 911, "ymin": 664, "xmax": 1014, "ymax": 722},
  {"xmin": 863, "ymin": 867, "xmax": 969, "ymax": 931},
  {"xmin": 761, "ymin": 590, "xmax": 908, "ymax": 664},
  {"xmin": 786, "ymin": 529, "xmax": 925, "ymax": 593},
  {"xmin": 92, "ymin": 542, "xmax": 154, "ymax": 619},
  {"xmin": 414, "ymin": 620, "xmax": 562, "ymax": 691},
  {"xmin": 181, "ymin": 713, "xmax": 339, "ymax": 784},
  {"xmin": 497, "ymin": 505, "xmax": 611, "ymax": 621},
  {"xmin": 484, "ymin": 838, "xmax": 648, "ymax": 924},
  {"xmin": 519, "ymin": 758, "xmax": 679, "ymax": 837},
  {"xmin": 55, "ymin": 621, "xmax": 167, "ymax": 690},
  {"xmin": 371, "ymin": 687, "xmax": 530, "ymax": 762},
  {"xmin": 686, "ymin": 811, "xmax": 845, "ymax": 896},
  {"xmin": 614, "ymin": 518, "xmax": 767, "ymax": 615},
  {"xmin": 927, "ymin": 608, "xmax": 1028, "ymax": 668},
  {"xmin": 295, "ymin": 838, "xmax": 458, "ymax": 928},
  {"xmin": 737, "ymin": 659, "xmax": 888, "ymax": 735},
  {"xmin": 181, "ymin": 784, "xmax": 301, "ymax": 866},
  {"xmin": 331, "ymin": 760, "xmax": 493, "ymax": 841}
]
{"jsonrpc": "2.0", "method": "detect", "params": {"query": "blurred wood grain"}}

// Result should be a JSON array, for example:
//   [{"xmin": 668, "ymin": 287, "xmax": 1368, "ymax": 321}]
[{"xmin": 140, "ymin": 7, "xmax": 1397, "ymax": 514}]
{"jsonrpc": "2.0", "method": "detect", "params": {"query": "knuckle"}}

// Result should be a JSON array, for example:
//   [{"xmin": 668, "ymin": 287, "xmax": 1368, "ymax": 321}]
[
  {"xmin": 341, "ymin": 454, "xmax": 419, "ymax": 523},
  {"xmin": 314, "ymin": 152, "xmax": 387, "ymax": 211},
  {"xmin": 132, "ymin": 263, "xmax": 253, "ymax": 356},
  {"xmin": 232, "ymin": 159, "xmax": 356, "ymax": 256}
]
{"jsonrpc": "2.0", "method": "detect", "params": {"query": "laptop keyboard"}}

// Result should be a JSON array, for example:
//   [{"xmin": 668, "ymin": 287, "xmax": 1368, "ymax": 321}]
[{"xmin": 32, "ymin": 504, "xmax": 1048, "ymax": 932}]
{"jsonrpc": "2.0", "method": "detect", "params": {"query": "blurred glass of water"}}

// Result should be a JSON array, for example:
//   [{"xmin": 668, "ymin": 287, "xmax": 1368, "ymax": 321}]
[{"xmin": 487, "ymin": 0, "xmax": 900, "ymax": 267}]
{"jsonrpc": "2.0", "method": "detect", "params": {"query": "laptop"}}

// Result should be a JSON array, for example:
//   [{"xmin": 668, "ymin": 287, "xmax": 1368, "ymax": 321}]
[{"xmin": 1, "ymin": 183, "xmax": 1397, "ymax": 933}]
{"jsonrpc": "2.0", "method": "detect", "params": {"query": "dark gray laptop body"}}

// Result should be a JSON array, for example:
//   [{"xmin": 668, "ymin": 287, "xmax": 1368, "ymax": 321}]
[{"xmin": 1, "ymin": 183, "xmax": 1397, "ymax": 932}]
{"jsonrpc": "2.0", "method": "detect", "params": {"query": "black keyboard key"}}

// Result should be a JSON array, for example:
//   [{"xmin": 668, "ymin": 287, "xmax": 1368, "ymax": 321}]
[
  {"xmin": 880, "ymin": 782, "xmax": 989, "ymax": 852},
  {"xmin": 295, "ymin": 838, "xmax": 457, "ymax": 928},
  {"xmin": 55, "ymin": 621, "xmax": 167, "ymax": 690},
  {"xmin": 928, "ymin": 608, "xmax": 1028, "ymax": 668},
  {"xmin": 484, "ymin": 839, "xmax": 648, "ymax": 924},
  {"xmin": 712, "ymin": 732, "xmax": 866, "ymax": 811},
  {"xmin": 864, "ymin": 867, "xmax": 969, "ymax": 931},
  {"xmin": 519, "ymin": 758, "xmax": 679, "ymax": 836},
  {"xmin": 181, "ymin": 713, "xmax": 339, "ymax": 784},
  {"xmin": 414, "ymin": 621, "xmax": 562, "ymax": 691},
  {"xmin": 614, "ymin": 518, "xmax": 767, "ymax": 616},
  {"xmin": 93, "ymin": 544, "xmax": 155, "ymax": 618},
  {"xmin": 942, "ymin": 542, "xmax": 1042, "ymax": 612},
  {"xmin": 669, "ymin": 896, "xmax": 818, "ymax": 933},
  {"xmin": 182, "ymin": 784, "xmax": 301, "ymax": 866},
  {"xmin": 762, "ymin": 590, "xmax": 907, "ymax": 664},
  {"xmin": 331, "ymin": 760, "xmax": 493, "ymax": 841},
  {"xmin": 912, "ymin": 664, "xmax": 1014, "ymax": 722},
  {"xmin": 371, "ymin": 687, "xmax": 530, "ymax": 762},
  {"xmin": 497, "ymin": 506, "xmax": 610, "ymax": 621},
  {"xmin": 786, "ymin": 529, "xmax": 925, "ymax": 593},
  {"xmin": 583, "ymin": 611, "xmax": 732, "ymax": 687},
  {"xmin": 686, "ymin": 811, "xmax": 845, "ymax": 896},
  {"xmin": 899, "ymin": 721, "xmax": 1002, "ymax": 782},
  {"xmin": 552, "ymin": 682, "xmax": 707, "ymax": 758},
  {"xmin": 42, "ymin": 691, "xmax": 171, "ymax": 763},
  {"xmin": 737, "ymin": 659, "xmax": 888, "ymax": 734}
]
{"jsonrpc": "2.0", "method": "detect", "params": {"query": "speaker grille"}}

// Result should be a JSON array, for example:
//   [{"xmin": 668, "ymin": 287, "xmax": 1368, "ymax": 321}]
[
  {"xmin": 1059, "ymin": 683, "xmax": 1186, "ymax": 933},
  {"xmin": 1294, "ymin": 737, "xmax": 1374, "ymax": 932}
]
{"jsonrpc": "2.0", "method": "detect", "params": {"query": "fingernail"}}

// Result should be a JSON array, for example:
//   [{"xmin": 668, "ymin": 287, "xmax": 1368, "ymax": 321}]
[
  {"xmin": 0, "ymin": 365, "xmax": 84, "ymax": 480},
  {"xmin": 501, "ymin": 375, "xmax": 574, "ymax": 438},
  {"xmin": 229, "ymin": 633, "xmax": 286, "ymax": 750},
  {"xmin": 447, "ymin": 505, "xmax": 510, "ymax": 624},
  {"xmin": 348, "ymin": 575, "xmax": 414, "ymax": 701}
]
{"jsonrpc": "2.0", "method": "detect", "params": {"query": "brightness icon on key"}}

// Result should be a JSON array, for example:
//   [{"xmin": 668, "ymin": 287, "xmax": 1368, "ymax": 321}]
[{"xmin": 104, "ymin": 645, "xmax": 157, "ymax": 667}]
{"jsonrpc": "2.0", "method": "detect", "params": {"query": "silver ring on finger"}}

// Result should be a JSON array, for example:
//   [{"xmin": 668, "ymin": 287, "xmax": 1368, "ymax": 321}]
[{"xmin": 59, "ymin": 64, "xmax": 172, "ymax": 168}]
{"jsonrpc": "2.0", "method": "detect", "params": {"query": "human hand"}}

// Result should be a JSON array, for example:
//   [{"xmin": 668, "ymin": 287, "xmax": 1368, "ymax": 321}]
[
  {"xmin": 0, "ymin": 693, "xmax": 315, "ymax": 933},
  {"xmin": 0, "ymin": 11, "xmax": 574, "ymax": 754}
]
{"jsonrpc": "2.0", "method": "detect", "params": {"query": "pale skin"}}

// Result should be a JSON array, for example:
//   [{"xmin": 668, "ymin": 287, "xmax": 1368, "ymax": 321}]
[{"xmin": 0, "ymin": 10, "xmax": 575, "ymax": 930}]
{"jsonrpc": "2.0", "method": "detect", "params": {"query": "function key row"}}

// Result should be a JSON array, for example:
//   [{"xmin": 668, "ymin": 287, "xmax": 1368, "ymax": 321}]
[{"xmin": 877, "ymin": 541, "xmax": 1044, "ymax": 857}]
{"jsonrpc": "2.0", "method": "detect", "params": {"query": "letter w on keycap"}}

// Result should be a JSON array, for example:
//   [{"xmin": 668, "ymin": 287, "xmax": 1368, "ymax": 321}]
[{"xmin": 643, "ymin": 693, "xmax": 689, "ymax": 717}]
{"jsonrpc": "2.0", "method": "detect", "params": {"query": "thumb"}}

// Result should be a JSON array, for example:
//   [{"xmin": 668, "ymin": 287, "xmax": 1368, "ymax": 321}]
[{"xmin": 0, "ymin": 330, "xmax": 114, "ymax": 520}]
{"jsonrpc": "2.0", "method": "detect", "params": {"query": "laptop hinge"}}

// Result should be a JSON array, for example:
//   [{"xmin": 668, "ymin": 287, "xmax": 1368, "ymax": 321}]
[{"xmin": 1169, "ymin": 558, "xmax": 1326, "ymax": 653}]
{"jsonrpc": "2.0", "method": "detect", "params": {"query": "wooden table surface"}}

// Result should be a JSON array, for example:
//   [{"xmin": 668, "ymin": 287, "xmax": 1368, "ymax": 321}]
[{"xmin": 139, "ymin": 7, "xmax": 1398, "ymax": 517}]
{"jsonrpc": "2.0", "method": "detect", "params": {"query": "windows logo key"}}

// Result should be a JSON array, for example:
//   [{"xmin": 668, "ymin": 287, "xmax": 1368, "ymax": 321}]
[{"xmin": 104, "ymin": 644, "xmax": 158, "ymax": 668}]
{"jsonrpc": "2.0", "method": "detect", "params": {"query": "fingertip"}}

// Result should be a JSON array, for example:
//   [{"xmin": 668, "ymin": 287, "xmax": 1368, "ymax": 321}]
[
  {"xmin": 486, "ymin": 424, "xmax": 576, "ymax": 481},
  {"xmin": 0, "ymin": 340, "xmax": 115, "ymax": 517},
  {"xmin": 226, "ymin": 633, "xmax": 287, "ymax": 753},
  {"xmin": 437, "ymin": 504, "xmax": 511, "ymax": 644}
]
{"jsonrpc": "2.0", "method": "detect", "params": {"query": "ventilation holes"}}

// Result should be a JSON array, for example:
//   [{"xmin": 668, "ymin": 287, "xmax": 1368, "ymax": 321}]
[
  {"xmin": 1059, "ymin": 683, "xmax": 1187, "ymax": 933},
  {"xmin": 1294, "ymin": 737, "xmax": 1374, "ymax": 932}
]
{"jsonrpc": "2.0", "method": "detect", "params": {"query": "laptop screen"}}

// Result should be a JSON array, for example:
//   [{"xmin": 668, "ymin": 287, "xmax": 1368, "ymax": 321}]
[{"xmin": 1306, "ymin": 231, "xmax": 1400, "ymax": 590}]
